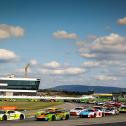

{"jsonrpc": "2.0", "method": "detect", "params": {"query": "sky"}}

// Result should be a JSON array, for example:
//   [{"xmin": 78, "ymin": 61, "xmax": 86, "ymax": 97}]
[{"xmin": 0, "ymin": 0, "xmax": 126, "ymax": 89}]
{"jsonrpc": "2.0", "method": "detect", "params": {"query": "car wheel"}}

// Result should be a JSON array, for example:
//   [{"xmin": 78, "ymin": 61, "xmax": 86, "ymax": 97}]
[
  {"xmin": 20, "ymin": 114, "xmax": 24, "ymax": 120},
  {"xmin": 102, "ymin": 113, "xmax": 105, "ymax": 117},
  {"xmin": 80, "ymin": 115, "xmax": 84, "ymax": 118},
  {"xmin": 79, "ymin": 115, "xmax": 82, "ymax": 118},
  {"xmin": 2, "ymin": 115, "xmax": 7, "ymax": 121},
  {"xmin": 52, "ymin": 115, "xmax": 56, "ymax": 121},
  {"xmin": 94, "ymin": 114, "xmax": 96, "ymax": 118},
  {"xmin": 65, "ymin": 115, "xmax": 69, "ymax": 120},
  {"xmin": 36, "ymin": 118, "xmax": 40, "ymax": 121}
]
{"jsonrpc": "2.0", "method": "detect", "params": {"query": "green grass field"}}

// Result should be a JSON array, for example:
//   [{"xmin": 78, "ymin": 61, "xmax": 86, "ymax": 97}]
[{"xmin": 0, "ymin": 101, "xmax": 63, "ymax": 110}]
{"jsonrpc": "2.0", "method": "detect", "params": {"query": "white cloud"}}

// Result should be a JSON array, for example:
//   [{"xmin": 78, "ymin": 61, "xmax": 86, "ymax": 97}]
[
  {"xmin": 95, "ymin": 33, "xmax": 124, "ymax": 45},
  {"xmin": 64, "ymin": 67, "xmax": 85, "ymax": 75},
  {"xmin": 11, "ymin": 59, "xmax": 126, "ymax": 88},
  {"xmin": 44, "ymin": 61, "xmax": 61, "ymax": 68},
  {"xmin": 0, "ymin": 24, "xmax": 24, "ymax": 39},
  {"xmin": 101, "ymin": 60, "xmax": 120, "ymax": 66},
  {"xmin": 81, "ymin": 61, "xmax": 100, "ymax": 67},
  {"xmin": 27, "ymin": 61, "xmax": 86, "ymax": 75},
  {"xmin": 117, "ymin": 17, "xmax": 126, "ymax": 25},
  {"xmin": 39, "ymin": 67, "xmax": 85, "ymax": 75},
  {"xmin": 53, "ymin": 30, "xmax": 78, "ymax": 39},
  {"xmin": 10, "ymin": 26, "xmax": 24, "ymax": 37},
  {"xmin": 0, "ymin": 49, "xmax": 18, "ymax": 63},
  {"xmin": 30, "ymin": 59, "xmax": 38, "ymax": 65},
  {"xmin": 0, "ymin": 30, "xmax": 10, "ymax": 39},
  {"xmin": 75, "ymin": 33, "xmax": 126, "ymax": 88},
  {"xmin": 15, "ymin": 60, "xmax": 85, "ymax": 76},
  {"xmin": 80, "ymin": 53, "xmax": 96, "ymax": 58},
  {"xmin": 77, "ymin": 33, "xmax": 126, "ymax": 60},
  {"xmin": 95, "ymin": 75, "xmax": 117, "ymax": 81}
]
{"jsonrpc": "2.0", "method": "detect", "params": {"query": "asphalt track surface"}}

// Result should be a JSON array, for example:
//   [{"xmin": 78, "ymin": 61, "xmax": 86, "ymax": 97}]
[
  {"xmin": 0, "ymin": 116, "xmax": 126, "ymax": 126},
  {"xmin": 0, "ymin": 103, "xmax": 126, "ymax": 126},
  {"xmin": 76, "ymin": 122, "xmax": 126, "ymax": 126}
]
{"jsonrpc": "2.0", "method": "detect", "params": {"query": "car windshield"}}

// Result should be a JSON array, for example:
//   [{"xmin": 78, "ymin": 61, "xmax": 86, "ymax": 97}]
[
  {"xmin": 75, "ymin": 108, "xmax": 83, "ymax": 110},
  {"xmin": 0, "ymin": 110, "xmax": 5, "ymax": 114},
  {"xmin": 47, "ymin": 112, "xmax": 55, "ymax": 114},
  {"xmin": 105, "ymin": 108, "xmax": 111, "ymax": 111},
  {"xmin": 121, "ymin": 107, "xmax": 126, "ymax": 109},
  {"xmin": 87, "ymin": 109, "xmax": 94, "ymax": 112},
  {"xmin": 94, "ymin": 107, "xmax": 102, "ymax": 110}
]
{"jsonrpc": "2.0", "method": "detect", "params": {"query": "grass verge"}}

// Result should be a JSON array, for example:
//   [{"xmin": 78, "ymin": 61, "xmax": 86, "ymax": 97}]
[{"xmin": 0, "ymin": 101, "xmax": 63, "ymax": 117}]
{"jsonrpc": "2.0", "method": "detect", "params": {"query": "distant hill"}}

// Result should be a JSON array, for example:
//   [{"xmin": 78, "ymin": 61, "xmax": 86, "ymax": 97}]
[{"xmin": 49, "ymin": 85, "xmax": 126, "ymax": 93}]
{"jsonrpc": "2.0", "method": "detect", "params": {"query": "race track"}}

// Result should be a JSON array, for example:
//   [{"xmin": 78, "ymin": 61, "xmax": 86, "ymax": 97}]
[{"xmin": 0, "ymin": 103, "xmax": 126, "ymax": 126}]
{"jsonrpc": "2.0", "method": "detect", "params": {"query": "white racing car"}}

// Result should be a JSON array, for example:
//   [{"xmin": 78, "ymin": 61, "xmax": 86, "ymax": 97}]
[
  {"xmin": 70, "ymin": 107, "xmax": 87, "ymax": 116},
  {"xmin": 0, "ymin": 110, "xmax": 25, "ymax": 121},
  {"xmin": 103, "ymin": 107, "xmax": 119, "ymax": 115}
]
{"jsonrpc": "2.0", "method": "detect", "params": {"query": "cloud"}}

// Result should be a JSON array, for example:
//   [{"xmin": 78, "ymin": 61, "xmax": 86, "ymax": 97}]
[
  {"xmin": 31, "ymin": 61, "xmax": 85, "ymax": 75},
  {"xmin": 40, "ymin": 67, "xmax": 85, "ymax": 75},
  {"xmin": 81, "ymin": 61, "xmax": 100, "ymax": 67},
  {"xmin": 39, "ymin": 66, "xmax": 85, "ymax": 75},
  {"xmin": 95, "ymin": 33, "xmax": 124, "ymax": 45},
  {"xmin": 100, "ymin": 60, "xmax": 120, "ymax": 66},
  {"xmin": 53, "ymin": 30, "xmax": 78, "ymax": 39},
  {"xmin": 62, "ymin": 67, "xmax": 85, "ymax": 75},
  {"xmin": 14, "ymin": 60, "xmax": 85, "ymax": 76},
  {"xmin": 0, "ymin": 49, "xmax": 19, "ymax": 63},
  {"xmin": 77, "ymin": 33, "xmax": 126, "ymax": 60},
  {"xmin": 80, "ymin": 53, "xmax": 96, "ymax": 58},
  {"xmin": 0, "ymin": 24, "xmax": 24, "ymax": 39},
  {"xmin": 29, "ymin": 59, "xmax": 38, "ymax": 65},
  {"xmin": 12, "ymin": 59, "xmax": 126, "ymax": 88},
  {"xmin": 44, "ymin": 61, "xmax": 61, "ymax": 68},
  {"xmin": 117, "ymin": 17, "xmax": 126, "ymax": 25},
  {"xmin": 81, "ymin": 60, "xmax": 120, "ymax": 69},
  {"xmin": 95, "ymin": 75, "xmax": 117, "ymax": 81},
  {"xmin": 75, "ymin": 33, "xmax": 126, "ymax": 88}
]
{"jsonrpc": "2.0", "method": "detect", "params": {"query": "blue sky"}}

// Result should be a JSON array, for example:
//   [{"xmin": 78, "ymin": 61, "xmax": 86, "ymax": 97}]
[{"xmin": 0, "ymin": 0, "xmax": 126, "ymax": 88}]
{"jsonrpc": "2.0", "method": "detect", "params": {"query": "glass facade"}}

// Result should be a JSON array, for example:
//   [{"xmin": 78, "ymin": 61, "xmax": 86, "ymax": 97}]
[{"xmin": 0, "ymin": 79, "xmax": 40, "ymax": 90}]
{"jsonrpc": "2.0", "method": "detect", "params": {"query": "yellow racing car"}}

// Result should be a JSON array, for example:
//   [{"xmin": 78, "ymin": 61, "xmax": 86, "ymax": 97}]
[{"xmin": 119, "ymin": 106, "xmax": 126, "ymax": 113}]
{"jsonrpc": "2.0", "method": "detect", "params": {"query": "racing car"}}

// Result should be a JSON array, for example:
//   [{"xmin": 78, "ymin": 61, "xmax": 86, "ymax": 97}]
[
  {"xmin": 35, "ymin": 108, "xmax": 70, "ymax": 121},
  {"xmin": 70, "ymin": 107, "xmax": 87, "ymax": 116},
  {"xmin": 103, "ymin": 107, "xmax": 119, "ymax": 115},
  {"xmin": 0, "ymin": 110, "xmax": 25, "ymax": 121},
  {"xmin": 79, "ymin": 109, "xmax": 103, "ymax": 118},
  {"xmin": 46, "ymin": 108, "xmax": 59, "ymax": 112},
  {"xmin": 119, "ymin": 106, "xmax": 126, "ymax": 113},
  {"xmin": 108, "ymin": 101, "xmax": 122, "ymax": 108}
]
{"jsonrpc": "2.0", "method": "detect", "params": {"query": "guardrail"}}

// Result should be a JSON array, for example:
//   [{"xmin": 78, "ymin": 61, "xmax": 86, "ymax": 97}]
[{"xmin": 0, "ymin": 95, "xmax": 95, "ymax": 100}]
